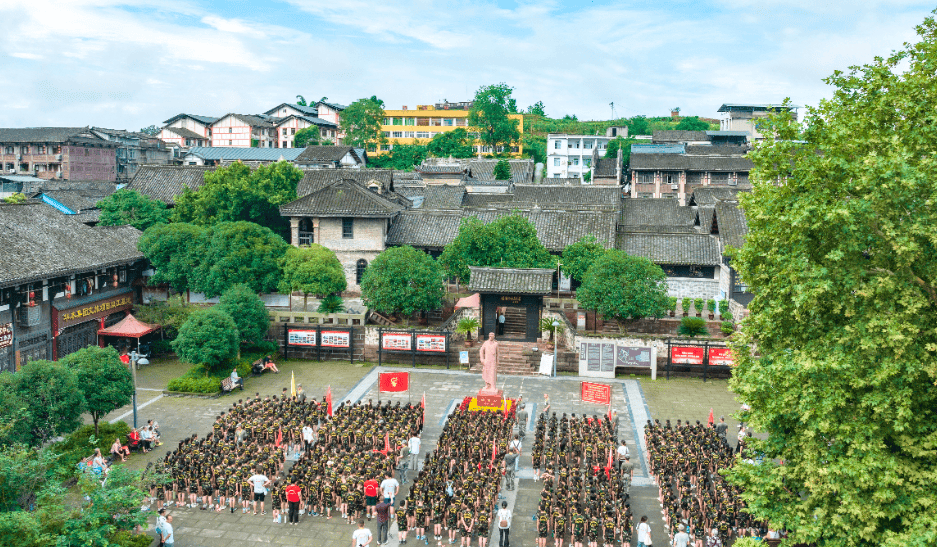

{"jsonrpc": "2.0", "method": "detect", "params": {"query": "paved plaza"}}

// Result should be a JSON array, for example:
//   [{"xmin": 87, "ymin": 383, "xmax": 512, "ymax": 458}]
[{"xmin": 112, "ymin": 362, "xmax": 741, "ymax": 547}]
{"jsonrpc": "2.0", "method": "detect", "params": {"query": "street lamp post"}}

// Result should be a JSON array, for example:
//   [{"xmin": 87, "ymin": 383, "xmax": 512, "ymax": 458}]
[
  {"xmin": 552, "ymin": 320, "xmax": 560, "ymax": 378},
  {"xmin": 129, "ymin": 350, "xmax": 149, "ymax": 429}
]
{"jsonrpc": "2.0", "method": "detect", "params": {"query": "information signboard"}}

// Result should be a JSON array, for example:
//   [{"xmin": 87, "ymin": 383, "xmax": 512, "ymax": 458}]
[
  {"xmin": 288, "ymin": 329, "xmax": 317, "ymax": 346},
  {"xmin": 415, "ymin": 334, "xmax": 446, "ymax": 352},
  {"xmin": 708, "ymin": 347, "xmax": 735, "ymax": 366},
  {"xmin": 671, "ymin": 346, "xmax": 705, "ymax": 365},
  {"xmin": 321, "ymin": 330, "xmax": 351, "ymax": 348},
  {"xmin": 381, "ymin": 333, "xmax": 412, "ymax": 351},
  {"xmin": 0, "ymin": 323, "xmax": 11, "ymax": 350},
  {"xmin": 616, "ymin": 346, "xmax": 652, "ymax": 368}
]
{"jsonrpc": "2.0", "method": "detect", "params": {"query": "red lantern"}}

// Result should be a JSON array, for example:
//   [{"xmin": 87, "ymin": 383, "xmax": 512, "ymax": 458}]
[
  {"xmin": 113, "ymin": 273, "xmax": 118, "ymax": 287},
  {"xmin": 27, "ymin": 291, "xmax": 35, "ymax": 307},
  {"xmin": 65, "ymin": 284, "xmax": 71, "ymax": 298}
]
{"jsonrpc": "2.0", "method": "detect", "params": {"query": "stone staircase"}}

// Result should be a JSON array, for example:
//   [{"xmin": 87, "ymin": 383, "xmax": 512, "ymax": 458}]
[
  {"xmin": 501, "ymin": 307, "xmax": 527, "ymax": 337},
  {"xmin": 469, "ymin": 340, "xmax": 541, "ymax": 377}
]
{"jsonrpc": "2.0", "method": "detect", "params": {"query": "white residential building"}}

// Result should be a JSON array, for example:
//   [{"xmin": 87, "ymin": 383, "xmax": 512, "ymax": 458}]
[{"xmin": 546, "ymin": 128, "xmax": 625, "ymax": 181}]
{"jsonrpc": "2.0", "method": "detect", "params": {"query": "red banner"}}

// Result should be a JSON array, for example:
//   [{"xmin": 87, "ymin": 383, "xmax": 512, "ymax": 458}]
[
  {"xmin": 580, "ymin": 381, "xmax": 612, "ymax": 405},
  {"xmin": 379, "ymin": 372, "xmax": 410, "ymax": 392},
  {"xmin": 709, "ymin": 347, "xmax": 735, "ymax": 366},
  {"xmin": 672, "ymin": 346, "xmax": 704, "ymax": 364}
]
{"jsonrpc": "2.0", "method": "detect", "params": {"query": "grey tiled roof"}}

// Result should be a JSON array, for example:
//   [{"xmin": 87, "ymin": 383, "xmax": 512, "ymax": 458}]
[
  {"xmin": 714, "ymin": 200, "xmax": 748, "ymax": 249},
  {"xmin": 416, "ymin": 165, "xmax": 466, "ymax": 175},
  {"xmin": 163, "ymin": 114, "xmax": 218, "ymax": 125},
  {"xmin": 296, "ymin": 168, "xmax": 393, "ymax": 197},
  {"xmin": 33, "ymin": 189, "xmax": 114, "ymax": 213},
  {"xmin": 617, "ymin": 233, "xmax": 721, "ymax": 266},
  {"xmin": 631, "ymin": 144, "xmax": 686, "ymax": 155},
  {"xmin": 294, "ymin": 146, "xmax": 357, "ymax": 163},
  {"xmin": 393, "ymin": 171, "xmax": 422, "ymax": 181},
  {"xmin": 280, "ymin": 179, "xmax": 406, "ymax": 218},
  {"xmin": 217, "ymin": 113, "xmax": 277, "ymax": 129},
  {"xmin": 512, "ymin": 185, "xmax": 620, "ymax": 207},
  {"xmin": 394, "ymin": 184, "xmax": 426, "ymax": 200},
  {"xmin": 467, "ymin": 159, "xmax": 534, "ymax": 183},
  {"xmin": 184, "ymin": 147, "xmax": 305, "ymax": 161},
  {"xmin": 629, "ymin": 154, "xmax": 753, "ymax": 172},
  {"xmin": 468, "ymin": 267, "xmax": 555, "ymax": 294},
  {"xmin": 463, "ymin": 177, "xmax": 512, "ymax": 187},
  {"xmin": 0, "ymin": 127, "xmax": 106, "ymax": 144},
  {"xmin": 264, "ymin": 103, "xmax": 319, "ymax": 117},
  {"xmin": 696, "ymin": 206, "xmax": 715, "ymax": 232},
  {"xmin": 0, "ymin": 203, "xmax": 144, "ymax": 287},
  {"xmin": 685, "ymin": 144, "xmax": 749, "ymax": 156},
  {"xmin": 465, "ymin": 209, "xmax": 617, "ymax": 251},
  {"xmin": 422, "ymin": 185, "xmax": 465, "ymax": 209},
  {"xmin": 125, "ymin": 165, "xmax": 211, "ymax": 205},
  {"xmin": 652, "ymin": 130, "xmax": 709, "ymax": 143},
  {"xmin": 690, "ymin": 187, "xmax": 745, "ymax": 206},
  {"xmin": 316, "ymin": 101, "xmax": 348, "ymax": 111},
  {"xmin": 619, "ymin": 200, "xmax": 696, "ymax": 232},
  {"xmin": 461, "ymin": 193, "xmax": 514, "ymax": 207},
  {"xmin": 386, "ymin": 212, "xmax": 463, "ymax": 248},
  {"xmin": 163, "ymin": 127, "xmax": 206, "ymax": 140},
  {"xmin": 593, "ymin": 158, "xmax": 619, "ymax": 178},
  {"xmin": 544, "ymin": 177, "xmax": 584, "ymax": 185}
]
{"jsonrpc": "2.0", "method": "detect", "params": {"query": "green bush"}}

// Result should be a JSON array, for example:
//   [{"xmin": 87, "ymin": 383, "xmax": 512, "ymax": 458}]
[
  {"xmin": 317, "ymin": 295, "xmax": 345, "ymax": 314},
  {"xmin": 668, "ymin": 297, "xmax": 678, "ymax": 312},
  {"xmin": 719, "ymin": 300, "xmax": 730, "ymax": 317},
  {"xmin": 110, "ymin": 530, "xmax": 154, "ymax": 547},
  {"xmin": 244, "ymin": 340, "xmax": 278, "ymax": 355},
  {"xmin": 150, "ymin": 339, "xmax": 173, "ymax": 357},
  {"xmin": 707, "ymin": 299, "xmax": 716, "ymax": 313},
  {"xmin": 681, "ymin": 297, "xmax": 691, "ymax": 314},
  {"xmin": 693, "ymin": 298, "xmax": 704, "ymax": 315},
  {"xmin": 721, "ymin": 321, "xmax": 735, "ymax": 335},
  {"xmin": 51, "ymin": 421, "xmax": 132, "ymax": 472},
  {"xmin": 166, "ymin": 376, "xmax": 220, "ymax": 393},
  {"xmin": 678, "ymin": 316, "xmax": 708, "ymax": 337}
]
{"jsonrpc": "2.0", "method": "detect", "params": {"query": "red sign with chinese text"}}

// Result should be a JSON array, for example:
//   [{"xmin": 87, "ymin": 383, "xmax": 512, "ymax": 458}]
[
  {"xmin": 671, "ymin": 346, "xmax": 704, "ymax": 365},
  {"xmin": 708, "ymin": 347, "xmax": 735, "ymax": 366},
  {"xmin": 580, "ymin": 381, "xmax": 612, "ymax": 405}
]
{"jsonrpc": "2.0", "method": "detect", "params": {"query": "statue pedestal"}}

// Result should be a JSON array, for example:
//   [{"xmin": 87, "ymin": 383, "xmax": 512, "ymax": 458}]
[{"xmin": 476, "ymin": 389, "xmax": 504, "ymax": 409}]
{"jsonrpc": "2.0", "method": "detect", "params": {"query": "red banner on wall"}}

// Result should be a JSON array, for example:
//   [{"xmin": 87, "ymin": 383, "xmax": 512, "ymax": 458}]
[
  {"xmin": 708, "ymin": 347, "xmax": 735, "ymax": 367},
  {"xmin": 671, "ymin": 346, "xmax": 704, "ymax": 364},
  {"xmin": 581, "ymin": 381, "xmax": 612, "ymax": 405},
  {"xmin": 379, "ymin": 372, "xmax": 410, "ymax": 392}
]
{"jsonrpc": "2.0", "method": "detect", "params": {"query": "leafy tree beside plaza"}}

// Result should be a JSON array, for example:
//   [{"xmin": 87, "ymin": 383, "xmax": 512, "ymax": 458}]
[
  {"xmin": 63, "ymin": 347, "xmax": 134, "ymax": 436},
  {"xmin": 340, "ymin": 96, "xmax": 386, "ymax": 150},
  {"xmin": 137, "ymin": 222, "xmax": 206, "ymax": 293},
  {"xmin": 725, "ymin": 17, "xmax": 937, "ymax": 547},
  {"xmin": 576, "ymin": 250, "xmax": 669, "ymax": 324},
  {"xmin": 438, "ymin": 214, "xmax": 555, "ymax": 283},
  {"xmin": 427, "ymin": 128, "xmax": 474, "ymax": 158},
  {"xmin": 278, "ymin": 244, "xmax": 347, "ymax": 311},
  {"xmin": 561, "ymin": 235, "xmax": 607, "ymax": 284},
  {"xmin": 468, "ymin": 83, "xmax": 520, "ymax": 154},
  {"xmin": 360, "ymin": 246, "xmax": 444, "ymax": 320},
  {"xmin": 191, "ymin": 221, "xmax": 288, "ymax": 298},
  {"xmin": 0, "ymin": 360, "xmax": 86, "ymax": 447},
  {"xmin": 216, "ymin": 284, "xmax": 270, "ymax": 346},
  {"xmin": 172, "ymin": 307, "xmax": 239, "ymax": 370},
  {"xmin": 97, "ymin": 189, "xmax": 170, "ymax": 231}
]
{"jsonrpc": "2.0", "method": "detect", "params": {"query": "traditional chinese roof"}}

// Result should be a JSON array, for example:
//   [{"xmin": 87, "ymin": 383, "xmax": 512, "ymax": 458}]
[
  {"xmin": 461, "ymin": 193, "xmax": 514, "ymax": 208},
  {"xmin": 617, "ymin": 233, "xmax": 721, "ymax": 266},
  {"xmin": 629, "ymin": 154, "xmax": 753, "ymax": 172},
  {"xmin": 162, "ymin": 113, "xmax": 218, "ymax": 125},
  {"xmin": 263, "ymin": 102, "xmax": 319, "ymax": 117},
  {"xmin": 593, "ymin": 158, "xmax": 619, "ymax": 178},
  {"xmin": 651, "ymin": 130, "xmax": 710, "ymax": 143},
  {"xmin": 689, "ymin": 187, "xmax": 745, "ymax": 206},
  {"xmin": 467, "ymin": 159, "xmax": 534, "ymax": 184},
  {"xmin": 512, "ymin": 185, "xmax": 620, "ymax": 207},
  {"xmin": 216, "ymin": 113, "xmax": 277, "ymax": 129},
  {"xmin": 125, "ymin": 165, "xmax": 211, "ymax": 205},
  {"xmin": 0, "ymin": 127, "xmax": 112, "ymax": 146},
  {"xmin": 296, "ymin": 168, "xmax": 394, "ymax": 197},
  {"xmin": 183, "ymin": 147, "xmax": 305, "ymax": 162},
  {"xmin": 713, "ymin": 200, "xmax": 748, "ymax": 250},
  {"xmin": 280, "ymin": 179, "xmax": 406, "ymax": 218},
  {"xmin": 619, "ymin": 200, "xmax": 696, "ymax": 233},
  {"xmin": 294, "ymin": 145, "xmax": 359, "ymax": 164},
  {"xmin": 161, "ymin": 126, "xmax": 206, "ymax": 140},
  {"xmin": 422, "ymin": 185, "xmax": 465, "ymax": 209},
  {"xmin": 468, "ymin": 267, "xmax": 555, "ymax": 295},
  {"xmin": 386, "ymin": 211, "xmax": 463, "ymax": 249}
]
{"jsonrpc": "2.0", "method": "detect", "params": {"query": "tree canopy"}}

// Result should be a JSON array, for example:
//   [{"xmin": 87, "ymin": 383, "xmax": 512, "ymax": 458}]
[
  {"xmin": 426, "ymin": 128, "xmax": 474, "ymax": 158},
  {"xmin": 217, "ymin": 284, "xmax": 270, "ymax": 346},
  {"xmin": 575, "ymin": 250, "xmax": 669, "ymax": 323},
  {"xmin": 438, "ymin": 214, "xmax": 555, "ymax": 282},
  {"xmin": 368, "ymin": 143, "xmax": 428, "ymax": 170},
  {"xmin": 172, "ymin": 160, "xmax": 301, "ymax": 240},
  {"xmin": 172, "ymin": 307, "xmax": 239, "ymax": 370},
  {"xmin": 64, "ymin": 346, "xmax": 134, "ymax": 436},
  {"xmin": 191, "ymin": 221, "xmax": 288, "ymax": 298},
  {"xmin": 493, "ymin": 159, "xmax": 511, "ymax": 180},
  {"xmin": 674, "ymin": 116, "xmax": 711, "ymax": 131},
  {"xmin": 360, "ymin": 246, "xmax": 444, "ymax": 319},
  {"xmin": 468, "ymin": 83, "xmax": 520, "ymax": 154},
  {"xmin": 293, "ymin": 126, "xmax": 319, "ymax": 148},
  {"xmin": 97, "ymin": 188, "xmax": 170, "ymax": 231},
  {"xmin": 137, "ymin": 222, "xmax": 206, "ymax": 293},
  {"xmin": 725, "ymin": 16, "xmax": 937, "ymax": 547},
  {"xmin": 526, "ymin": 101, "xmax": 546, "ymax": 116},
  {"xmin": 0, "ymin": 360, "xmax": 86, "ymax": 447},
  {"xmin": 340, "ymin": 96, "xmax": 386, "ymax": 150},
  {"xmin": 560, "ymin": 235, "xmax": 607, "ymax": 284},
  {"xmin": 278, "ymin": 244, "xmax": 347, "ymax": 310},
  {"xmin": 138, "ymin": 125, "xmax": 159, "ymax": 136}
]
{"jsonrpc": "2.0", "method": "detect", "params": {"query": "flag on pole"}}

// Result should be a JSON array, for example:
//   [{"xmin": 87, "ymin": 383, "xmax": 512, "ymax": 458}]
[
  {"xmin": 384, "ymin": 432, "xmax": 391, "ymax": 454},
  {"xmin": 290, "ymin": 371, "xmax": 297, "ymax": 398},
  {"xmin": 491, "ymin": 438, "xmax": 497, "ymax": 465},
  {"xmin": 276, "ymin": 427, "xmax": 282, "ymax": 448},
  {"xmin": 379, "ymin": 372, "xmax": 410, "ymax": 392},
  {"xmin": 708, "ymin": 408, "xmax": 715, "ymax": 427},
  {"xmin": 607, "ymin": 400, "xmax": 612, "ymax": 421},
  {"xmin": 326, "ymin": 386, "xmax": 333, "ymax": 417},
  {"xmin": 421, "ymin": 392, "xmax": 426, "ymax": 425}
]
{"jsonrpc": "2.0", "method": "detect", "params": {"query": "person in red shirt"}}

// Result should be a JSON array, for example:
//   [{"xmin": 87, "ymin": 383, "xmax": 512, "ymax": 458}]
[
  {"xmin": 285, "ymin": 481, "xmax": 303, "ymax": 525},
  {"xmin": 363, "ymin": 478, "xmax": 380, "ymax": 520}
]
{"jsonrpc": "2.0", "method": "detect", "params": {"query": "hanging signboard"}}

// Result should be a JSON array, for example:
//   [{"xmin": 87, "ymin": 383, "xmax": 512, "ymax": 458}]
[
  {"xmin": 671, "ymin": 346, "xmax": 705, "ymax": 365},
  {"xmin": 415, "ymin": 334, "xmax": 446, "ymax": 353},
  {"xmin": 381, "ymin": 333, "xmax": 412, "ymax": 351},
  {"xmin": 0, "ymin": 323, "xmax": 11, "ymax": 350},
  {"xmin": 321, "ymin": 330, "xmax": 351, "ymax": 348},
  {"xmin": 580, "ymin": 381, "xmax": 612, "ymax": 405},
  {"xmin": 708, "ymin": 347, "xmax": 735, "ymax": 367},
  {"xmin": 287, "ymin": 329, "xmax": 317, "ymax": 346}
]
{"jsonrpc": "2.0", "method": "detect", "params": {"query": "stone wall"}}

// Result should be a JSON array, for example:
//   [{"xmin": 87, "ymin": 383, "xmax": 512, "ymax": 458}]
[{"xmin": 665, "ymin": 277, "xmax": 721, "ymax": 300}]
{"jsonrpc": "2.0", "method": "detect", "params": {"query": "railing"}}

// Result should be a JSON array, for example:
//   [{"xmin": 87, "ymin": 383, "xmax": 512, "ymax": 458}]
[
  {"xmin": 269, "ymin": 309, "xmax": 368, "ymax": 326},
  {"xmin": 298, "ymin": 231, "xmax": 314, "ymax": 246}
]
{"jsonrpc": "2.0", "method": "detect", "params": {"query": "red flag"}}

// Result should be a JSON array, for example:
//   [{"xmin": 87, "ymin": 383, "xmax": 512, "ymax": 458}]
[
  {"xmin": 491, "ymin": 439, "xmax": 496, "ymax": 464},
  {"xmin": 326, "ymin": 386, "xmax": 333, "ymax": 417},
  {"xmin": 607, "ymin": 401, "xmax": 612, "ymax": 421},
  {"xmin": 384, "ymin": 432, "xmax": 390, "ymax": 454},
  {"xmin": 421, "ymin": 392, "xmax": 426, "ymax": 425},
  {"xmin": 708, "ymin": 408, "xmax": 715, "ymax": 427},
  {"xmin": 379, "ymin": 372, "xmax": 409, "ymax": 392},
  {"xmin": 276, "ymin": 427, "xmax": 282, "ymax": 448},
  {"xmin": 607, "ymin": 447, "xmax": 613, "ymax": 470},
  {"xmin": 503, "ymin": 400, "xmax": 508, "ymax": 421}
]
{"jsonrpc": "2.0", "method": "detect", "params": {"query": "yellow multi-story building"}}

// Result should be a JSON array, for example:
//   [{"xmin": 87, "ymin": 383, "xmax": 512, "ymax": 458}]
[{"xmin": 377, "ymin": 102, "xmax": 524, "ymax": 156}]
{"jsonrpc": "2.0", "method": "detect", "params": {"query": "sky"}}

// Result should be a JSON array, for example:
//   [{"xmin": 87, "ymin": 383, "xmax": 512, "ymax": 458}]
[{"xmin": 0, "ymin": 0, "xmax": 934, "ymax": 130}]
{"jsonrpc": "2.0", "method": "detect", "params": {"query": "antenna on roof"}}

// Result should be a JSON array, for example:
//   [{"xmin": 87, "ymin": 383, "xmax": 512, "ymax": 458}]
[{"xmin": 610, "ymin": 102, "xmax": 615, "ymax": 119}]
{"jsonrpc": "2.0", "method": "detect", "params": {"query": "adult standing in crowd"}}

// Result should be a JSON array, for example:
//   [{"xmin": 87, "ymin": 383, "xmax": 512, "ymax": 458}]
[
  {"xmin": 376, "ymin": 497, "xmax": 392, "ymax": 546},
  {"xmin": 247, "ymin": 468, "xmax": 271, "ymax": 515},
  {"xmin": 285, "ymin": 479, "xmax": 302, "ymax": 525},
  {"xmin": 160, "ymin": 514, "xmax": 174, "ymax": 547},
  {"xmin": 353, "ymin": 518, "xmax": 373, "ymax": 547},
  {"xmin": 515, "ymin": 403, "xmax": 528, "ymax": 440},
  {"xmin": 637, "ymin": 516, "xmax": 652, "ymax": 547},
  {"xmin": 497, "ymin": 500, "xmax": 512, "ymax": 547},
  {"xmin": 715, "ymin": 417, "xmax": 728, "ymax": 439},
  {"xmin": 407, "ymin": 432, "xmax": 421, "ymax": 481},
  {"xmin": 380, "ymin": 472, "xmax": 399, "ymax": 505}
]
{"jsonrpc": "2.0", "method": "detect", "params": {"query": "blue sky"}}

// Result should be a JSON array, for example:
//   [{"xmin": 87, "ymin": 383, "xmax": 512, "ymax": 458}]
[{"xmin": 1, "ymin": 0, "xmax": 934, "ymax": 129}]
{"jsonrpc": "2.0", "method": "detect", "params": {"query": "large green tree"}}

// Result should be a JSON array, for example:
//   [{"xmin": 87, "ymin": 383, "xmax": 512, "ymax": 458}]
[
  {"xmin": 575, "ymin": 250, "xmax": 669, "ymax": 323},
  {"xmin": 340, "ymin": 96, "xmax": 386, "ymax": 150},
  {"xmin": 97, "ymin": 189, "xmax": 170, "ymax": 231},
  {"xmin": 725, "ymin": 16, "xmax": 937, "ymax": 547},
  {"xmin": 0, "ymin": 361, "xmax": 86, "ymax": 447},
  {"xmin": 561, "ymin": 235, "xmax": 607, "ymax": 284},
  {"xmin": 191, "ymin": 221, "xmax": 288, "ymax": 298},
  {"xmin": 278, "ymin": 244, "xmax": 347, "ymax": 311},
  {"xmin": 468, "ymin": 83, "xmax": 520, "ymax": 154},
  {"xmin": 137, "ymin": 222, "xmax": 206, "ymax": 293},
  {"xmin": 293, "ymin": 126, "xmax": 320, "ymax": 148},
  {"xmin": 171, "ymin": 308, "xmax": 239, "ymax": 370},
  {"xmin": 438, "ymin": 214, "xmax": 556, "ymax": 283},
  {"xmin": 427, "ymin": 128, "xmax": 474, "ymax": 158},
  {"xmin": 360, "ymin": 246, "xmax": 444, "ymax": 320},
  {"xmin": 217, "ymin": 284, "xmax": 270, "ymax": 346},
  {"xmin": 368, "ymin": 143, "xmax": 428, "ymax": 170},
  {"xmin": 674, "ymin": 116, "xmax": 711, "ymax": 131},
  {"xmin": 64, "ymin": 347, "xmax": 134, "ymax": 436},
  {"xmin": 172, "ymin": 160, "xmax": 301, "ymax": 239}
]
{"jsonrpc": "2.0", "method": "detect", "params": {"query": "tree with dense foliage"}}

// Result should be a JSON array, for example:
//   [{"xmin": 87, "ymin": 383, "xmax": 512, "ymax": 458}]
[
  {"xmin": 296, "ymin": 95, "xmax": 307, "ymax": 106},
  {"xmin": 368, "ymin": 143, "xmax": 428, "ymax": 170},
  {"xmin": 522, "ymin": 133, "xmax": 546, "ymax": 165},
  {"xmin": 0, "ymin": 360, "xmax": 86, "ymax": 447},
  {"xmin": 293, "ymin": 126, "xmax": 319, "ymax": 148},
  {"xmin": 278, "ymin": 244, "xmax": 347, "ymax": 311},
  {"xmin": 172, "ymin": 308, "xmax": 239, "ymax": 370},
  {"xmin": 360, "ymin": 246, "xmax": 444, "ymax": 320},
  {"xmin": 1, "ymin": 193, "xmax": 25, "ymax": 204},
  {"xmin": 340, "ymin": 96, "xmax": 386, "ymax": 150},
  {"xmin": 97, "ymin": 188, "xmax": 170, "ymax": 231},
  {"xmin": 627, "ymin": 115, "xmax": 650, "ymax": 136},
  {"xmin": 217, "ymin": 284, "xmax": 270, "ymax": 346},
  {"xmin": 561, "ymin": 235, "xmax": 607, "ymax": 284},
  {"xmin": 438, "ymin": 214, "xmax": 556, "ymax": 283},
  {"xmin": 138, "ymin": 125, "xmax": 159, "ymax": 136},
  {"xmin": 468, "ymin": 83, "xmax": 520, "ymax": 154},
  {"xmin": 64, "ymin": 347, "xmax": 134, "ymax": 436},
  {"xmin": 129, "ymin": 295, "xmax": 196, "ymax": 342},
  {"xmin": 137, "ymin": 222, "xmax": 206, "ymax": 293},
  {"xmin": 172, "ymin": 160, "xmax": 301, "ymax": 240},
  {"xmin": 526, "ymin": 101, "xmax": 546, "ymax": 116},
  {"xmin": 191, "ymin": 221, "xmax": 288, "ymax": 297},
  {"xmin": 493, "ymin": 159, "xmax": 511, "ymax": 180},
  {"xmin": 725, "ymin": 17, "xmax": 937, "ymax": 547},
  {"xmin": 576, "ymin": 250, "xmax": 669, "ymax": 324},
  {"xmin": 674, "ymin": 116, "xmax": 710, "ymax": 131},
  {"xmin": 426, "ymin": 128, "xmax": 474, "ymax": 158}
]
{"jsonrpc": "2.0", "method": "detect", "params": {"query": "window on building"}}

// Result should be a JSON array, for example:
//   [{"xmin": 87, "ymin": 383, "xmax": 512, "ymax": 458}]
[
  {"xmin": 554, "ymin": 141, "xmax": 561, "ymax": 149},
  {"xmin": 4, "ymin": 146, "xmax": 12, "ymax": 154},
  {"xmin": 416, "ymin": 131, "xmax": 430, "ymax": 139},
  {"xmin": 455, "ymin": 118, "xmax": 467, "ymax": 127},
  {"xmin": 393, "ymin": 118, "xmax": 403, "ymax": 126},
  {"xmin": 229, "ymin": 140, "xmax": 233, "ymax": 145},
  {"xmin": 584, "ymin": 141, "xmax": 593, "ymax": 149},
  {"xmin": 511, "ymin": 146, "xmax": 519, "ymax": 152},
  {"xmin": 342, "ymin": 218, "xmax": 354, "ymax": 239},
  {"xmin": 53, "ymin": 145, "xmax": 61, "ymax": 154},
  {"xmin": 380, "ymin": 144, "xmax": 390, "ymax": 151},
  {"xmin": 584, "ymin": 159, "xmax": 591, "ymax": 167},
  {"xmin": 291, "ymin": 128, "xmax": 296, "ymax": 135},
  {"xmin": 553, "ymin": 173, "xmax": 561, "ymax": 178},
  {"xmin": 405, "ymin": 118, "xmax": 415, "ymax": 126},
  {"xmin": 572, "ymin": 158, "xmax": 579, "ymax": 166},
  {"xmin": 443, "ymin": 119, "xmax": 453, "ymax": 126},
  {"xmin": 553, "ymin": 158, "xmax": 561, "ymax": 166},
  {"xmin": 382, "ymin": 132, "xmax": 390, "ymax": 137},
  {"xmin": 283, "ymin": 141, "xmax": 288, "ymax": 148},
  {"xmin": 228, "ymin": 127, "xmax": 232, "ymax": 133},
  {"xmin": 356, "ymin": 259, "xmax": 368, "ymax": 285},
  {"xmin": 392, "ymin": 131, "xmax": 403, "ymax": 138}
]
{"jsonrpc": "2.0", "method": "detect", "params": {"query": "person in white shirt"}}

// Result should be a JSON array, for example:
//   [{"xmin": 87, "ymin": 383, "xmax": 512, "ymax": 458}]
[
  {"xmin": 160, "ymin": 515, "xmax": 174, "ymax": 547},
  {"xmin": 508, "ymin": 435, "xmax": 522, "ymax": 471},
  {"xmin": 302, "ymin": 424, "xmax": 314, "ymax": 453},
  {"xmin": 352, "ymin": 518, "xmax": 373, "ymax": 547},
  {"xmin": 496, "ymin": 501, "xmax": 511, "ymax": 547},
  {"xmin": 379, "ymin": 473, "xmax": 399, "ymax": 505},
  {"xmin": 230, "ymin": 367, "xmax": 243, "ymax": 390},
  {"xmin": 247, "ymin": 468, "xmax": 271, "ymax": 515},
  {"xmin": 637, "ymin": 515, "xmax": 652, "ymax": 547},
  {"xmin": 407, "ymin": 434, "xmax": 421, "ymax": 481},
  {"xmin": 155, "ymin": 509, "xmax": 168, "ymax": 547},
  {"xmin": 617, "ymin": 441, "xmax": 630, "ymax": 470},
  {"xmin": 673, "ymin": 526, "xmax": 690, "ymax": 547}
]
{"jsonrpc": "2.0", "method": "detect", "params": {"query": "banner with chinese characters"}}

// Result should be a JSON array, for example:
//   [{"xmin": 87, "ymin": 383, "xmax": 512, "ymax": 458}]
[
  {"xmin": 0, "ymin": 323, "xmax": 11, "ymax": 350},
  {"xmin": 379, "ymin": 371, "xmax": 410, "ymax": 392},
  {"xmin": 708, "ymin": 347, "xmax": 735, "ymax": 367},
  {"xmin": 671, "ymin": 346, "xmax": 705, "ymax": 365},
  {"xmin": 321, "ymin": 330, "xmax": 351, "ymax": 348},
  {"xmin": 381, "ymin": 333, "xmax": 412, "ymax": 351},
  {"xmin": 57, "ymin": 292, "xmax": 133, "ymax": 329},
  {"xmin": 415, "ymin": 334, "xmax": 446, "ymax": 353},
  {"xmin": 287, "ymin": 329, "xmax": 317, "ymax": 346},
  {"xmin": 580, "ymin": 381, "xmax": 612, "ymax": 405}
]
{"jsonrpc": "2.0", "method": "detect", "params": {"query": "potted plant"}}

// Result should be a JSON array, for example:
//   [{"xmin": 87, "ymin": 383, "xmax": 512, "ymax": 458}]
[
  {"xmin": 707, "ymin": 299, "xmax": 716, "ymax": 320},
  {"xmin": 719, "ymin": 300, "xmax": 730, "ymax": 320},
  {"xmin": 694, "ymin": 298, "xmax": 704, "ymax": 317},
  {"xmin": 668, "ymin": 297, "xmax": 678, "ymax": 317},
  {"xmin": 681, "ymin": 297, "xmax": 691, "ymax": 317},
  {"xmin": 455, "ymin": 317, "xmax": 480, "ymax": 347},
  {"xmin": 721, "ymin": 321, "xmax": 735, "ymax": 336}
]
